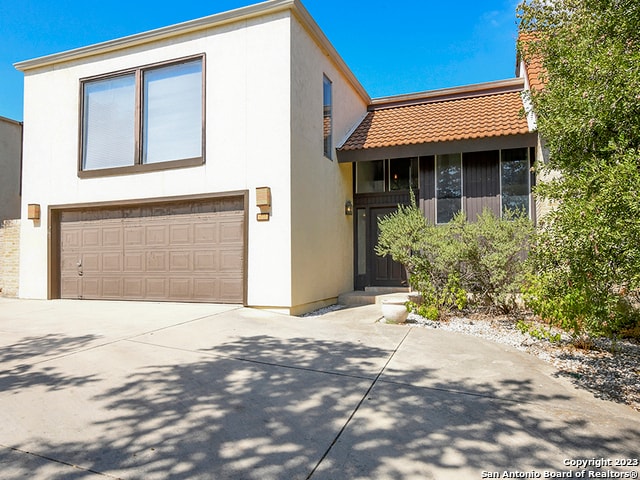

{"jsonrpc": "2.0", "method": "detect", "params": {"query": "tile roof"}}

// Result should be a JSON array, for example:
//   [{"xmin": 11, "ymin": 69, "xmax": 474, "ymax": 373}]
[
  {"xmin": 518, "ymin": 32, "xmax": 546, "ymax": 91},
  {"xmin": 339, "ymin": 87, "xmax": 530, "ymax": 152}
]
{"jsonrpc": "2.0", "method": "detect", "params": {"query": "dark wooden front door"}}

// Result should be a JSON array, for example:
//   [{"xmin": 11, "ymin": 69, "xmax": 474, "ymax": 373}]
[{"xmin": 370, "ymin": 207, "xmax": 406, "ymax": 286}]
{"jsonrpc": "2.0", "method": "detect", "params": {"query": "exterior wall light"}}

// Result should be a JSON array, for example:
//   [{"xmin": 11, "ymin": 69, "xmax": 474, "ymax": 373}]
[
  {"xmin": 27, "ymin": 203, "xmax": 41, "ymax": 220},
  {"xmin": 345, "ymin": 200, "xmax": 353, "ymax": 215}
]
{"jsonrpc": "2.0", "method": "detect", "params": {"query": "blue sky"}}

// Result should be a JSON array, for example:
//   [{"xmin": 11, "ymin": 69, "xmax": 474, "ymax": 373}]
[{"xmin": 0, "ymin": 0, "xmax": 522, "ymax": 122}]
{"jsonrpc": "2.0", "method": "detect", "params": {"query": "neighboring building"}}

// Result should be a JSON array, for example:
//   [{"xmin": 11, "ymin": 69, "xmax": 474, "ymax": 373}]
[
  {"xmin": 0, "ymin": 115, "xmax": 22, "ymax": 298},
  {"xmin": 14, "ymin": 0, "xmax": 538, "ymax": 311},
  {"xmin": 0, "ymin": 115, "xmax": 22, "ymax": 224}
]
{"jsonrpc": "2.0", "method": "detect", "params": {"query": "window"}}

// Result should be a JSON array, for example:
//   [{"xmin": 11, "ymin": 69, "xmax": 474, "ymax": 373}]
[
  {"xmin": 80, "ymin": 56, "xmax": 204, "ymax": 175},
  {"xmin": 323, "ymin": 75, "xmax": 332, "ymax": 159},
  {"xmin": 436, "ymin": 153, "xmax": 462, "ymax": 224},
  {"xmin": 355, "ymin": 158, "xmax": 419, "ymax": 194},
  {"xmin": 356, "ymin": 160, "xmax": 385, "ymax": 193},
  {"xmin": 389, "ymin": 157, "xmax": 419, "ymax": 191},
  {"xmin": 501, "ymin": 148, "xmax": 530, "ymax": 216}
]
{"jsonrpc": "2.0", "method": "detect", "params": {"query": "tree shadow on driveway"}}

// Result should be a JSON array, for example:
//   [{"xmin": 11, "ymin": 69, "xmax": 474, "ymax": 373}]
[
  {"xmin": 0, "ymin": 334, "xmax": 102, "ymax": 393},
  {"xmin": 1, "ymin": 333, "xmax": 638, "ymax": 479}
]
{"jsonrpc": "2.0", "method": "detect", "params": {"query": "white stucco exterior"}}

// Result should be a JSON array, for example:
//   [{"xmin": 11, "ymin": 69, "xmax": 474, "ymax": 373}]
[{"xmin": 16, "ymin": 0, "xmax": 369, "ymax": 313}]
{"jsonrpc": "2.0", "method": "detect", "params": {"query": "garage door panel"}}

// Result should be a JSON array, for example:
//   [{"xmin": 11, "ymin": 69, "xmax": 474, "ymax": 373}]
[
  {"xmin": 102, "ymin": 277, "xmax": 122, "ymax": 297},
  {"xmin": 124, "ymin": 252, "xmax": 145, "ymax": 272},
  {"xmin": 82, "ymin": 278, "xmax": 100, "ymax": 298},
  {"xmin": 82, "ymin": 253, "xmax": 100, "ymax": 272},
  {"xmin": 123, "ymin": 278, "xmax": 144, "ymax": 297},
  {"xmin": 146, "ymin": 278, "xmax": 168, "ymax": 298},
  {"xmin": 61, "ymin": 254, "xmax": 80, "ymax": 273},
  {"xmin": 219, "ymin": 278, "xmax": 243, "ymax": 302},
  {"xmin": 62, "ymin": 229, "xmax": 82, "ymax": 249},
  {"xmin": 102, "ymin": 227, "xmax": 123, "ymax": 248},
  {"xmin": 61, "ymin": 277, "xmax": 81, "ymax": 298},
  {"xmin": 169, "ymin": 251, "xmax": 192, "ymax": 271},
  {"xmin": 170, "ymin": 224, "xmax": 193, "ymax": 244},
  {"xmin": 194, "ymin": 223, "xmax": 218, "ymax": 244},
  {"xmin": 59, "ymin": 196, "xmax": 245, "ymax": 303},
  {"xmin": 220, "ymin": 221, "xmax": 243, "ymax": 244},
  {"xmin": 146, "ymin": 226, "xmax": 168, "ymax": 246},
  {"xmin": 102, "ymin": 253, "xmax": 123, "ymax": 272},
  {"xmin": 146, "ymin": 251, "xmax": 168, "ymax": 272},
  {"xmin": 220, "ymin": 249, "xmax": 243, "ymax": 271},
  {"xmin": 194, "ymin": 251, "xmax": 217, "ymax": 271},
  {"xmin": 124, "ymin": 226, "xmax": 145, "ymax": 246},
  {"xmin": 169, "ymin": 278, "xmax": 192, "ymax": 298},
  {"xmin": 82, "ymin": 229, "xmax": 100, "ymax": 248}
]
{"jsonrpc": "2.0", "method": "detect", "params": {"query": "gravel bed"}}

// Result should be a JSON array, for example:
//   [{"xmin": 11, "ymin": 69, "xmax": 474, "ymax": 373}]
[{"xmin": 407, "ymin": 312, "xmax": 640, "ymax": 411}]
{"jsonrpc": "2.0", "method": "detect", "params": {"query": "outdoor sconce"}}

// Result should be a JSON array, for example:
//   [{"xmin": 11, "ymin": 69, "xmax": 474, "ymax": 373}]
[
  {"xmin": 256, "ymin": 186, "xmax": 271, "ymax": 221},
  {"xmin": 27, "ymin": 203, "xmax": 41, "ymax": 220},
  {"xmin": 345, "ymin": 200, "xmax": 353, "ymax": 216}
]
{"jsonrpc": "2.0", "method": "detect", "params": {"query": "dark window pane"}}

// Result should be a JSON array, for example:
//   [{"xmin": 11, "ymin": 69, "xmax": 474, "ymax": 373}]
[
  {"xmin": 436, "ymin": 153, "xmax": 462, "ymax": 223},
  {"xmin": 356, "ymin": 160, "xmax": 385, "ymax": 193},
  {"xmin": 501, "ymin": 148, "xmax": 529, "ymax": 216}
]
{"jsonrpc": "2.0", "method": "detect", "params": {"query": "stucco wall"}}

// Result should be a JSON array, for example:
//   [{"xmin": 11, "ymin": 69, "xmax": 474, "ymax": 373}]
[
  {"xmin": 289, "ymin": 16, "xmax": 368, "ymax": 312},
  {"xmin": 0, "ymin": 117, "xmax": 22, "ymax": 224},
  {"xmin": 19, "ymin": 12, "xmax": 294, "ymax": 306},
  {"xmin": 0, "ymin": 219, "xmax": 20, "ymax": 297}
]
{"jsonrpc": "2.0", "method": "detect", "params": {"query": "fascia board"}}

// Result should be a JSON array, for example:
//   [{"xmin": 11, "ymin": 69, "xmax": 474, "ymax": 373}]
[{"xmin": 14, "ymin": 0, "xmax": 296, "ymax": 72}]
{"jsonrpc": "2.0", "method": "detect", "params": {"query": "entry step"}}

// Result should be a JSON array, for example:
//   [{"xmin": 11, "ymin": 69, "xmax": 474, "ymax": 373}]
[{"xmin": 338, "ymin": 287, "xmax": 410, "ymax": 306}]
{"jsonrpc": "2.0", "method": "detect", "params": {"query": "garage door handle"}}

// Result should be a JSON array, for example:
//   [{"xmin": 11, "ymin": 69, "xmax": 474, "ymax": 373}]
[{"xmin": 77, "ymin": 260, "xmax": 83, "ymax": 277}]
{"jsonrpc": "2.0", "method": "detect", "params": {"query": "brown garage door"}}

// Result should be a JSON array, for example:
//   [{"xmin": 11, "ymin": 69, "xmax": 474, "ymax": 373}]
[{"xmin": 59, "ymin": 196, "xmax": 245, "ymax": 303}]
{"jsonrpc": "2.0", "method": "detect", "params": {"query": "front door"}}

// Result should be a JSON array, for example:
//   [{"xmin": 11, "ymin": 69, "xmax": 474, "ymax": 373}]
[{"xmin": 369, "ymin": 207, "xmax": 406, "ymax": 287}]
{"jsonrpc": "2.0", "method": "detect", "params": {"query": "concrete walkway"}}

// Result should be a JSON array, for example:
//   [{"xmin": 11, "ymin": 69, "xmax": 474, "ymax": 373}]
[{"xmin": 0, "ymin": 298, "xmax": 638, "ymax": 479}]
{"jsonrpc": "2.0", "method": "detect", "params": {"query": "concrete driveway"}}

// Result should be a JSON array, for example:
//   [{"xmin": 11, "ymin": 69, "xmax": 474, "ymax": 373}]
[{"xmin": 0, "ymin": 298, "xmax": 638, "ymax": 479}]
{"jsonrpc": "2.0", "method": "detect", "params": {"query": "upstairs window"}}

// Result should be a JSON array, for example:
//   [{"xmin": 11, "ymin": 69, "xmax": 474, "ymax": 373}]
[
  {"xmin": 323, "ymin": 75, "xmax": 333, "ymax": 159},
  {"xmin": 80, "ymin": 56, "xmax": 204, "ymax": 176}
]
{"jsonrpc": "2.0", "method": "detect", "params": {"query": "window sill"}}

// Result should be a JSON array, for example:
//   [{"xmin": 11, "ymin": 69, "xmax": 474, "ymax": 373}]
[{"xmin": 78, "ymin": 157, "xmax": 204, "ymax": 179}]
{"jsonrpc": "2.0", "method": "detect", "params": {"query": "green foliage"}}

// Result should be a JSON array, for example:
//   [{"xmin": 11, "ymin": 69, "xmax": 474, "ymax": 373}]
[
  {"xmin": 515, "ymin": 319, "xmax": 562, "ymax": 343},
  {"xmin": 518, "ymin": 0, "xmax": 640, "ymax": 340},
  {"xmin": 375, "ymin": 190, "xmax": 427, "ymax": 280},
  {"xmin": 377, "ymin": 204, "xmax": 533, "ymax": 319},
  {"xmin": 459, "ymin": 209, "xmax": 535, "ymax": 312}
]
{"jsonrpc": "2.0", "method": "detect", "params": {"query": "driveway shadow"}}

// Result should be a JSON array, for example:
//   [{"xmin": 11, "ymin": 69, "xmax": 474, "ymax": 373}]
[
  {"xmin": 1, "ymin": 334, "xmax": 638, "ymax": 479},
  {"xmin": 0, "ymin": 334, "xmax": 102, "ymax": 393}
]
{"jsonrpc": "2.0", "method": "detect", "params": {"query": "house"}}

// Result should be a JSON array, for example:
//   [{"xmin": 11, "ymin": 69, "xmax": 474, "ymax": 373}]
[
  {"xmin": 14, "ymin": 0, "xmax": 539, "ymax": 313},
  {"xmin": 0, "ymin": 115, "xmax": 22, "ymax": 297}
]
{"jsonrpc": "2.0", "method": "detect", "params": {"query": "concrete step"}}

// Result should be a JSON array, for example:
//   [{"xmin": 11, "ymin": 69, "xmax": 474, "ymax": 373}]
[
  {"xmin": 338, "ymin": 288, "xmax": 413, "ymax": 306},
  {"xmin": 364, "ymin": 286, "xmax": 410, "ymax": 294}
]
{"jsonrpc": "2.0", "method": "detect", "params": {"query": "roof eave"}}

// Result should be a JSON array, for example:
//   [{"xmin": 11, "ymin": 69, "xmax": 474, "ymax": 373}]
[
  {"xmin": 369, "ymin": 78, "xmax": 524, "ymax": 110},
  {"xmin": 14, "ymin": 0, "xmax": 296, "ymax": 72}
]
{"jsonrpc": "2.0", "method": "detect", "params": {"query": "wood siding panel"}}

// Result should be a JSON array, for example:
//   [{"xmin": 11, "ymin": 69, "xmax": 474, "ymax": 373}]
[
  {"xmin": 463, "ymin": 151, "xmax": 500, "ymax": 220},
  {"xmin": 419, "ymin": 155, "xmax": 435, "ymax": 223}
]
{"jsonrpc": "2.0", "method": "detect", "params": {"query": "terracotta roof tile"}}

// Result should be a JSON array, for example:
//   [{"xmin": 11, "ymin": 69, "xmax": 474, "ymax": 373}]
[
  {"xmin": 340, "ymin": 90, "xmax": 530, "ymax": 151},
  {"xmin": 518, "ymin": 32, "xmax": 546, "ymax": 91}
]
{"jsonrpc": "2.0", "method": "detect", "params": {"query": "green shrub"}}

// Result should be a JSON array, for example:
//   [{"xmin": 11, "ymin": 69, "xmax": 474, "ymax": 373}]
[
  {"xmin": 376, "ymin": 203, "xmax": 533, "ymax": 320},
  {"xmin": 375, "ymin": 190, "xmax": 427, "ymax": 281},
  {"xmin": 459, "ymin": 209, "xmax": 534, "ymax": 313}
]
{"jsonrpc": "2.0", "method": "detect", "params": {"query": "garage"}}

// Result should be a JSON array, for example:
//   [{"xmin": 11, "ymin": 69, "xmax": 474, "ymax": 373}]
[{"xmin": 56, "ymin": 195, "xmax": 246, "ymax": 303}]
